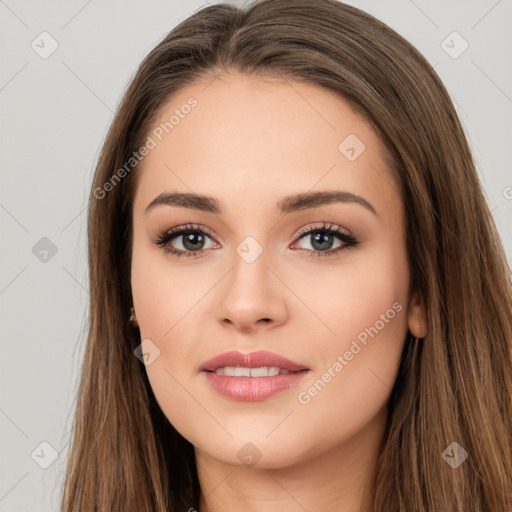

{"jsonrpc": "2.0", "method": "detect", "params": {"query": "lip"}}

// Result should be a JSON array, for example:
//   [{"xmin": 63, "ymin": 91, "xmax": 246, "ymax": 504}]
[
  {"xmin": 200, "ymin": 350, "xmax": 311, "ymax": 401},
  {"xmin": 200, "ymin": 350, "xmax": 309, "ymax": 373}
]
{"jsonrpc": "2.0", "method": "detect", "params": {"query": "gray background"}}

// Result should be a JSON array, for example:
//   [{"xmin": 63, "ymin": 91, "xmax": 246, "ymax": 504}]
[{"xmin": 1, "ymin": 0, "xmax": 511, "ymax": 510}]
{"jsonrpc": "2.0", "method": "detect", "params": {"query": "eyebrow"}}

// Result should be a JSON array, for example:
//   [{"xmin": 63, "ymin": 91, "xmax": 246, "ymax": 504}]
[{"xmin": 144, "ymin": 190, "xmax": 378, "ymax": 216}]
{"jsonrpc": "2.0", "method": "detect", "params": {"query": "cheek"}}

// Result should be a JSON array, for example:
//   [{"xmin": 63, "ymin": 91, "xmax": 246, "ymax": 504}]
[
  {"xmin": 130, "ymin": 239, "xmax": 207, "ymax": 339},
  {"xmin": 130, "ymin": 245, "xmax": 207, "ymax": 446},
  {"xmin": 292, "ymin": 244, "xmax": 410, "ymax": 445},
  {"xmin": 130, "ymin": 241, "xmax": 216, "ymax": 423},
  {"xmin": 291, "ymin": 241, "xmax": 409, "ymax": 348}
]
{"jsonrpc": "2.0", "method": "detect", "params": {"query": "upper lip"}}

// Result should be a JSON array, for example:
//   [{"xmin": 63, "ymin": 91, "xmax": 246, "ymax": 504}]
[{"xmin": 200, "ymin": 350, "xmax": 309, "ymax": 373}]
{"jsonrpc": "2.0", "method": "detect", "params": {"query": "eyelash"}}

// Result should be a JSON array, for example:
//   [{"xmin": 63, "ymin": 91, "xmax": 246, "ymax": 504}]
[{"xmin": 153, "ymin": 222, "xmax": 359, "ymax": 260}]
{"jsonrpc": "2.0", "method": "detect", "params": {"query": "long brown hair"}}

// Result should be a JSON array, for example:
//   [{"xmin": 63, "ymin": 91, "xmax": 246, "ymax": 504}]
[{"xmin": 60, "ymin": 0, "xmax": 512, "ymax": 510}]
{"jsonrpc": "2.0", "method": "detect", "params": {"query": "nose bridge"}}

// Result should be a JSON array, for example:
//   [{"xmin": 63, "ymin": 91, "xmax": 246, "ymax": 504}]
[
  {"xmin": 216, "ymin": 232, "xmax": 287, "ymax": 330},
  {"xmin": 230, "ymin": 234, "xmax": 272, "ymax": 299}
]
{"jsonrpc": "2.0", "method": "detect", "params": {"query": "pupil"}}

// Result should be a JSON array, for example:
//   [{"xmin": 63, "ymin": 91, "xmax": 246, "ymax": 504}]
[
  {"xmin": 183, "ymin": 232, "xmax": 203, "ymax": 250},
  {"xmin": 311, "ymin": 232, "xmax": 332, "ymax": 251}
]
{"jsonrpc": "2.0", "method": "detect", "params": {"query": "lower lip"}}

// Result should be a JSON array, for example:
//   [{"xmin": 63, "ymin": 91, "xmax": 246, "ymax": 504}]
[{"xmin": 202, "ymin": 370, "xmax": 310, "ymax": 401}]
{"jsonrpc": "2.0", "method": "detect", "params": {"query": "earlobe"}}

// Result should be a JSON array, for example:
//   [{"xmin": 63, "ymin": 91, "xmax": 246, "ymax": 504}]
[
  {"xmin": 407, "ymin": 289, "xmax": 428, "ymax": 339},
  {"xmin": 129, "ymin": 306, "xmax": 139, "ymax": 326}
]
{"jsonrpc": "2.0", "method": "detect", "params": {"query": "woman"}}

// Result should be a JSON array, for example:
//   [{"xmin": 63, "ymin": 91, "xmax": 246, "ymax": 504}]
[{"xmin": 60, "ymin": 0, "xmax": 512, "ymax": 510}]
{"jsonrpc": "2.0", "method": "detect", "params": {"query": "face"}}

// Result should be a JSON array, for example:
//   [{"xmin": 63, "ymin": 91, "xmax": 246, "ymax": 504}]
[{"xmin": 130, "ymin": 71, "xmax": 417, "ymax": 469}]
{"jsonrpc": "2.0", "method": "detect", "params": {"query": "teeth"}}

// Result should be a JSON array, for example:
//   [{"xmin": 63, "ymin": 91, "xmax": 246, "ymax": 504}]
[{"xmin": 213, "ymin": 366, "xmax": 293, "ymax": 377}]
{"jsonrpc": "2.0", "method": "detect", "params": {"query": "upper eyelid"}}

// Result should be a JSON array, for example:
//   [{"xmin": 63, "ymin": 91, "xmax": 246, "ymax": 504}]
[
  {"xmin": 163, "ymin": 224, "xmax": 216, "ymax": 241},
  {"xmin": 295, "ymin": 222, "xmax": 351, "ymax": 237},
  {"xmin": 158, "ymin": 223, "xmax": 353, "ymax": 247},
  {"xmin": 161, "ymin": 223, "xmax": 348, "ymax": 238}
]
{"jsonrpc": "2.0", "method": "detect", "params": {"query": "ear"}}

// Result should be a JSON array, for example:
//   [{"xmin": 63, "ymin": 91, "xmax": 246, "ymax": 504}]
[
  {"xmin": 130, "ymin": 306, "xmax": 138, "ymax": 325},
  {"xmin": 407, "ymin": 288, "xmax": 428, "ymax": 339}
]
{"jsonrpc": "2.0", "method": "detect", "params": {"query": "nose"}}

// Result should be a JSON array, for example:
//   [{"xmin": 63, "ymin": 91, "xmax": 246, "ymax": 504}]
[{"xmin": 216, "ymin": 251, "xmax": 288, "ymax": 333}]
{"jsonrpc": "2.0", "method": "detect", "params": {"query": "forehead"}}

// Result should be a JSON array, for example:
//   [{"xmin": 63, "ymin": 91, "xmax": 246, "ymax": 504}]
[{"xmin": 133, "ymin": 71, "xmax": 400, "ymax": 218}]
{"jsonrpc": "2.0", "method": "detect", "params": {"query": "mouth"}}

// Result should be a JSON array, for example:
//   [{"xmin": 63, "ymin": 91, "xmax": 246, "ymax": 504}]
[
  {"xmin": 200, "ymin": 349, "xmax": 310, "ymax": 374},
  {"xmin": 200, "ymin": 350, "xmax": 311, "ymax": 401},
  {"xmin": 204, "ymin": 366, "xmax": 303, "ymax": 377}
]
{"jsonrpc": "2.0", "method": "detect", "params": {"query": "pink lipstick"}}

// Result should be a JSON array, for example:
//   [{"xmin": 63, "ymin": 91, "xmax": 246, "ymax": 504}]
[{"xmin": 200, "ymin": 350, "xmax": 310, "ymax": 401}]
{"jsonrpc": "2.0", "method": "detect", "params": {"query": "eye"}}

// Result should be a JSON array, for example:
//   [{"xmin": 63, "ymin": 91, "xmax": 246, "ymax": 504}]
[
  {"xmin": 153, "ymin": 221, "xmax": 359, "ymax": 259},
  {"xmin": 153, "ymin": 224, "xmax": 217, "ymax": 259},
  {"xmin": 291, "ymin": 222, "xmax": 359, "ymax": 259}
]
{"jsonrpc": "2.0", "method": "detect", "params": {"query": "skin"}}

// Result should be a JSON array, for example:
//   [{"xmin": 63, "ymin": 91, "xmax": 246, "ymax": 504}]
[{"xmin": 130, "ymin": 71, "xmax": 427, "ymax": 512}]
